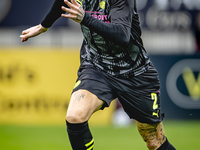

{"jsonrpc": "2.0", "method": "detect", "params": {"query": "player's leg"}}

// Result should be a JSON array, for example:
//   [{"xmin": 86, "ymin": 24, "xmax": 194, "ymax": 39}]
[
  {"xmin": 136, "ymin": 121, "xmax": 165, "ymax": 149},
  {"xmin": 66, "ymin": 89, "xmax": 103, "ymax": 123},
  {"xmin": 66, "ymin": 89, "xmax": 104, "ymax": 150},
  {"xmin": 110, "ymin": 65, "xmax": 176, "ymax": 150},
  {"xmin": 65, "ymin": 65, "xmax": 116, "ymax": 150},
  {"xmin": 136, "ymin": 121, "xmax": 176, "ymax": 150}
]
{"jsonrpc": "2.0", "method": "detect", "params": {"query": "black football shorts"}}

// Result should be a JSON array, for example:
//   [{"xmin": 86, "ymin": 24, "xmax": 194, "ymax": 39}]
[{"xmin": 72, "ymin": 65, "xmax": 164, "ymax": 124}]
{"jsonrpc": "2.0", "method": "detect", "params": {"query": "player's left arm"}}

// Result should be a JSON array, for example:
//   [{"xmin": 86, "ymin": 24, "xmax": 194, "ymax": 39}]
[{"xmin": 62, "ymin": 0, "xmax": 133, "ymax": 46}]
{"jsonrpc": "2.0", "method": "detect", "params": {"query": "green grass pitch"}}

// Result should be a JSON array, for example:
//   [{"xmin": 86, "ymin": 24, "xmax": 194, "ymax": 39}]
[{"xmin": 0, "ymin": 120, "xmax": 199, "ymax": 150}]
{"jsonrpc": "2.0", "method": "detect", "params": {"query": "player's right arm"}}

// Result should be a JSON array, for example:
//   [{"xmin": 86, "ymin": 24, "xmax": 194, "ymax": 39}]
[
  {"xmin": 20, "ymin": 0, "xmax": 68, "ymax": 42},
  {"xmin": 20, "ymin": 24, "xmax": 48, "ymax": 42}
]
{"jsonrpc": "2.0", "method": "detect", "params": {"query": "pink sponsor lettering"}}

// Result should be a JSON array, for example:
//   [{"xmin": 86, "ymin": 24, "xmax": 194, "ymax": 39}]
[
  {"xmin": 104, "ymin": 15, "xmax": 107, "ymax": 20},
  {"xmin": 87, "ymin": 11, "xmax": 110, "ymax": 23}
]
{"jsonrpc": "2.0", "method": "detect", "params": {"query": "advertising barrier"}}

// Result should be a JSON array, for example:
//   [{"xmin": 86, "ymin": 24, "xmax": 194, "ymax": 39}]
[
  {"xmin": 150, "ymin": 54, "xmax": 200, "ymax": 119},
  {"xmin": 0, "ymin": 47, "xmax": 199, "ymax": 125},
  {"xmin": 0, "ymin": 47, "xmax": 115, "ymax": 125},
  {"xmin": 0, "ymin": 0, "xmax": 199, "ymax": 31}
]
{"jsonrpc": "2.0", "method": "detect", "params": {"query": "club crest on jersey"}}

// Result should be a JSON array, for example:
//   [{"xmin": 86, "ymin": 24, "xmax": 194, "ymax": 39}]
[
  {"xmin": 100, "ymin": 1, "xmax": 106, "ymax": 9},
  {"xmin": 76, "ymin": 0, "xmax": 83, "ymax": 6}
]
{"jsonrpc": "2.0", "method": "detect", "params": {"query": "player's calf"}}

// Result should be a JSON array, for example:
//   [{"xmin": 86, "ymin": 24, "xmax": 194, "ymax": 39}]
[
  {"xmin": 66, "ymin": 120, "xmax": 94, "ymax": 150},
  {"xmin": 136, "ymin": 121, "xmax": 176, "ymax": 150}
]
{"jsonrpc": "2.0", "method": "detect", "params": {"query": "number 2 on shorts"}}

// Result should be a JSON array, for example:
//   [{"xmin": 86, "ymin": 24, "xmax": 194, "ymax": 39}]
[{"xmin": 151, "ymin": 93, "xmax": 158, "ymax": 110}]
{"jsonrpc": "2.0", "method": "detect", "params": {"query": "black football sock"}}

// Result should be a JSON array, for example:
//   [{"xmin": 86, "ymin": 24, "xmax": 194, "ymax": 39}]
[
  {"xmin": 66, "ymin": 120, "xmax": 94, "ymax": 150},
  {"xmin": 157, "ymin": 138, "xmax": 176, "ymax": 150}
]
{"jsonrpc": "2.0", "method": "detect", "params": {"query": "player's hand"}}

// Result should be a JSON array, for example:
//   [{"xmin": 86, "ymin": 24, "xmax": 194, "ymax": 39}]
[
  {"xmin": 61, "ymin": 0, "xmax": 85, "ymax": 23},
  {"xmin": 20, "ymin": 24, "xmax": 48, "ymax": 42}
]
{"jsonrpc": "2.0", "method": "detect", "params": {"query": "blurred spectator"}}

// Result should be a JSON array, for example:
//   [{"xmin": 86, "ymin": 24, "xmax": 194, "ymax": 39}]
[
  {"xmin": 155, "ymin": 0, "xmax": 168, "ymax": 10},
  {"xmin": 112, "ymin": 99, "xmax": 134, "ymax": 128},
  {"xmin": 194, "ymin": 11, "xmax": 200, "ymax": 53}
]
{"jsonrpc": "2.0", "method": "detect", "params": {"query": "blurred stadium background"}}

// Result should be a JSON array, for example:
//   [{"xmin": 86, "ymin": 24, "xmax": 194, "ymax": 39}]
[{"xmin": 0, "ymin": 0, "xmax": 200, "ymax": 149}]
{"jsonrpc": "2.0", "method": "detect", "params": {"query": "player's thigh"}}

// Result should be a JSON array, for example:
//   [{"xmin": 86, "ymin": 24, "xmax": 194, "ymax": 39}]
[
  {"xmin": 136, "ymin": 121, "xmax": 166, "ymax": 146},
  {"xmin": 66, "ymin": 89, "xmax": 104, "ymax": 123}
]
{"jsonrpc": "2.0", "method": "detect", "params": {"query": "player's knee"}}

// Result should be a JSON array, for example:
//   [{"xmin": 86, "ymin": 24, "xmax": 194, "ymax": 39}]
[{"xmin": 66, "ymin": 110, "xmax": 88, "ymax": 124}]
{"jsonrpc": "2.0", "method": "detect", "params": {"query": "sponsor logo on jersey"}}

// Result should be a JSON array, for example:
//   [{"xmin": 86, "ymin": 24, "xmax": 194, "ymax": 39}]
[
  {"xmin": 100, "ymin": 1, "xmax": 106, "ymax": 10},
  {"xmin": 76, "ymin": 0, "xmax": 83, "ymax": 6}
]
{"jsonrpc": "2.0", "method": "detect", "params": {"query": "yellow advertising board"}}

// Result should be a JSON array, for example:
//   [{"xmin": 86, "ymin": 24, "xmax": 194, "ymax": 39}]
[{"xmin": 0, "ymin": 47, "xmax": 115, "ymax": 126}]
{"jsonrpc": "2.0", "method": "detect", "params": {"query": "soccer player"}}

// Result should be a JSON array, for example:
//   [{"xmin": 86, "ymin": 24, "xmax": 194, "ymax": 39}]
[{"xmin": 20, "ymin": 0, "xmax": 176, "ymax": 149}]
